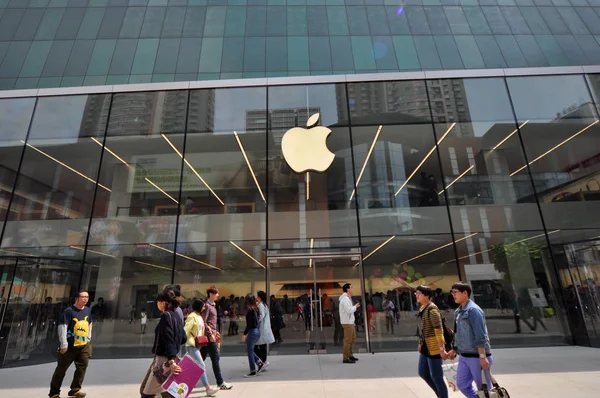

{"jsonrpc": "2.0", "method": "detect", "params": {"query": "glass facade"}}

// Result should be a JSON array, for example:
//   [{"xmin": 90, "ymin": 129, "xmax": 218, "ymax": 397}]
[
  {"xmin": 0, "ymin": 72, "xmax": 599, "ymax": 366},
  {"xmin": 0, "ymin": 2, "xmax": 599, "ymax": 90}
]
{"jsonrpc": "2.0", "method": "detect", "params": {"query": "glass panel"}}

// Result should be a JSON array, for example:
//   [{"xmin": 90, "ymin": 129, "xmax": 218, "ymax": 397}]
[
  {"xmin": 64, "ymin": 40, "xmax": 95, "ymax": 76},
  {"xmin": 176, "ymin": 38, "xmax": 202, "ymax": 74},
  {"xmin": 42, "ymin": 41, "xmax": 73, "ymax": 77},
  {"xmin": 109, "ymin": 39, "xmax": 137, "ymax": 75},
  {"xmin": 347, "ymin": 6, "xmax": 371, "ymax": 35},
  {"xmin": 119, "ymin": 6, "xmax": 146, "ymax": 38},
  {"xmin": 162, "ymin": 6, "xmax": 186, "ymax": 37},
  {"xmin": 246, "ymin": 6, "xmax": 267, "ymax": 36},
  {"xmin": 515, "ymin": 34, "xmax": 548, "ymax": 67},
  {"xmin": 266, "ymin": 5, "xmax": 286, "ymax": 36},
  {"xmin": 0, "ymin": 42, "xmax": 31, "ymax": 79},
  {"xmin": 495, "ymin": 35, "xmax": 528, "ymax": 68},
  {"xmin": 244, "ymin": 37, "xmax": 266, "ymax": 72},
  {"xmin": 19, "ymin": 41, "xmax": 52, "ymax": 78},
  {"xmin": 140, "ymin": 6, "xmax": 166, "ymax": 38},
  {"xmin": 474, "ymin": 36, "xmax": 507, "ymax": 68},
  {"xmin": 363, "ymin": 233, "xmax": 458, "ymax": 351},
  {"xmin": 0, "ymin": 9, "xmax": 25, "ymax": 41},
  {"xmin": 507, "ymin": 75, "xmax": 600, "ymax": 231},
  {"xmin": 154, "ymin": 38, "xmax": 180, "ymax": 74},
  {"xmin": 55, "ymin": 7, "xmax": 85, "ymax": 40},
  {"xmin": 330, "ymin": 36, "xmax": 354, "ymax": 71},
  {"xmin": 77, "ymin": 7, "xmax": 105, "ymax": 39},
  {"xmin": 266, "ymin": 37, "xmax": 287, "ymax": 72},
  {"xmin": 327, "ymin": 6, "xmax": 349, "ymax": 35},
  {"xmin": 13, "ymin": 8, "xmax": 45, "ymax": 41},
  {"xmin": 34, "ymin": 8, "xmax": 65, "ymax": 40},
  {"xmin": 87, "ymin": 40, "xmax": 117, "ymax": 76},
  {"xmin": 86, "ymin": 91, "xmax": 188, "ymax": 357},
  {"xmin": 287, "ymin": 6, "xmax": 307, "ymax": 35},
  {"xmin": 97, "ymin": 7, "xmax": 127, "ymax": 39},
  {"xmin": 203, "ymin": 6, "xmax": 226, "ymax": 36},
  {"xmin": 351, "ymin": 36, "xmax": 376, "ymax": 70},
  {"xmin": 183, "ymin": 6, "xmax": 205, "ymax": 37},
  {"xmin": 225, "ymin": 6, "xmax": 246, "ymax": 36},
  {"xmin": 1, "ymin": 95, "xmax": 108, "ymax": 261}
]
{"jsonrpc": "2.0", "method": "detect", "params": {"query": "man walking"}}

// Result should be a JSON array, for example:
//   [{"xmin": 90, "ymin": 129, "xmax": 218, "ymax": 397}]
[
  {"xmin": 448, "ymin": 282, "xmax": 493, "ymax": 398},
  {"xmin": 202, "ymin": 286, "xmax": 233, "ymax": 390},
  {"xmin": 384, "ymin": 296, "xmax": 395, "ymax": 334},
  {"xmin": 339, "ymin": 283, "xmax": 360, "ymax": 364},
  {"xmin": 49, "ymin": 291, "xmax": 92, "ymax": 398}
]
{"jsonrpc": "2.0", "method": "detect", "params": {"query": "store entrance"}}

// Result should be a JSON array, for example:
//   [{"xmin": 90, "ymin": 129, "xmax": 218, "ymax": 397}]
[
  {"xmin": 0, "ymin": 256, "xmax": 82, "ymax": 367},
  {"xmin": 266, "ymin": 248, "xmax": 369, "ymax": 355}
]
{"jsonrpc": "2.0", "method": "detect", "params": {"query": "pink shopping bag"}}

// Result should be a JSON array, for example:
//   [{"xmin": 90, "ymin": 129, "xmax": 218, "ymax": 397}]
[{"xmin": 162, "ymin": 354, "xmax": 205, "ymax": 398}]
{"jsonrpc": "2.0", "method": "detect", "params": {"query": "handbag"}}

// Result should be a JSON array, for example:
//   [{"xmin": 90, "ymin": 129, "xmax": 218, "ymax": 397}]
[
  {"xmin": 152, "ymin": 312, "xmax": 181, "ymax": 384},
  {"xmin": 194, "ymin": 313, "xmax": 209, "ymax": 347},
  {"xmin": 477, "ymin": 369, "xmax": 510, "ymax": 398}
]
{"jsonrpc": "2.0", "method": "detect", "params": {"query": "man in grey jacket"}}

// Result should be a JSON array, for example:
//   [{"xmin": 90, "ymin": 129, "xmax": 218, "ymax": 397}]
[{"xmin": 339, "ymin": 283, "xmax": 360, "ymax": 364}]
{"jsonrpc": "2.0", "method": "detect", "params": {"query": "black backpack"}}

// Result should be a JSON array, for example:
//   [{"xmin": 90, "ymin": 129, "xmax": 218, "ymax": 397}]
[{"xmin": 441, "ymin": 316, "xmax": 455, "ymax": 352}]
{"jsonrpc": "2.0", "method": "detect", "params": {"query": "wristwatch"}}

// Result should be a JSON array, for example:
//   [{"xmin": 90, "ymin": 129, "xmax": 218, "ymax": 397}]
[{"xmin": 479, "ymin": 353, "xmax": 486, "ymax": 358}]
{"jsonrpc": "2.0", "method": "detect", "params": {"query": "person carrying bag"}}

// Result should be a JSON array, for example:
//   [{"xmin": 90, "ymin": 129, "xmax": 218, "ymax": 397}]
[{"xmin": 477, "ymin": 369, "xmax": 510, "ymax": 398}]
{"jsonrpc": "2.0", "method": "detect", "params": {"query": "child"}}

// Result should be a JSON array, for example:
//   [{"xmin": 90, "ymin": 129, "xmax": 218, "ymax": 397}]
[{"xmin": 140, "ymin": 308, "xmax": 147, "ymax": 334}]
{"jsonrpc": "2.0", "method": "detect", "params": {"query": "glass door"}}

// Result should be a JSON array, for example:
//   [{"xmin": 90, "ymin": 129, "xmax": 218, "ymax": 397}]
[{"xmin": 267, "ymin": 248, "xmax": 368, "ymax": 355}]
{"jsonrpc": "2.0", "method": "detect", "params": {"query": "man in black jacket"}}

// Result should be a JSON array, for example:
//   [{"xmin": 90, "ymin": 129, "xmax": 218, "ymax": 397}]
[{"xmin": 202, "ymin": 286, "xmax": 233, "ymax": 390}]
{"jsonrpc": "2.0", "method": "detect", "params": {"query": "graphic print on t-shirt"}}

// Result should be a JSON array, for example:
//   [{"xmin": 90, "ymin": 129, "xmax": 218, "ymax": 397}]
[{"xmin": 68, "ymin": 315, "xmax": 90, "ymax": 347}]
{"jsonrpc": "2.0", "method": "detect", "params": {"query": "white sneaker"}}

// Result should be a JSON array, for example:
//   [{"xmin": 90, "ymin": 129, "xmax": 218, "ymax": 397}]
[
  {"xmin": 218, "ymin": 382, "xmax": 233, "ymax": 390},
  {"xmin": 206, "ymin": 387, "xmax": 219, "ymax": 397},
  {"xmin": 262, "ymin": 360, "xmax": 270, "ymax": 372}
]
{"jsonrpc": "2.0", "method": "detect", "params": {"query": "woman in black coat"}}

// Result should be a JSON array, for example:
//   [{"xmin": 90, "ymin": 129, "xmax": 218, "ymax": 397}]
[{"xmin": 269, "ymin": 295, "xmax": 284, "ymax": 344}]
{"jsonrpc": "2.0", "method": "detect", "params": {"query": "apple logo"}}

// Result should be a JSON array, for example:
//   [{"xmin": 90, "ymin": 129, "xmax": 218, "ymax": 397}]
[{"xmin": 281, "ymin": 113, "xmax": 335, "ymax": 174}]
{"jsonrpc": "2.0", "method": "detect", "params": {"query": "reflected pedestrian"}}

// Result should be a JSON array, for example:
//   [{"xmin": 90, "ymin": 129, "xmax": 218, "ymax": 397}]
[
  {"xmin": 339, "ymin": 283, "xmax": 360, "ymax": 364},
  {"xmin": 242, "ymin": 294, "xmax": 264, "ymax": 377}
]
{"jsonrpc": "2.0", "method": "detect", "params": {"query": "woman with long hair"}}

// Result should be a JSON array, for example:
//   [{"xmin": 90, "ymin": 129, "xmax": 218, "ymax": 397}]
[
  {"xmin": 241, "ymin": 293, "xmax": 264, "ymax": 377},
  {"xmin": 184, "ymin": 299, "xmax": 218, "ymax": 397},
  {"xmin": 254, "ymin": 291, "xmax": 275, "ymax": 369},
  {"xmin": 140, "ymin": 289, "xmax": 186, "ymax": 398}
]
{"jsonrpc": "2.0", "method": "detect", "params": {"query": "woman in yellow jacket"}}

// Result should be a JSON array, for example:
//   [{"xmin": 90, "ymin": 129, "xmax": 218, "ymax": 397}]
[{"xmin": 185, "ymin": 299, "xmax": 218, "ymax": 397}]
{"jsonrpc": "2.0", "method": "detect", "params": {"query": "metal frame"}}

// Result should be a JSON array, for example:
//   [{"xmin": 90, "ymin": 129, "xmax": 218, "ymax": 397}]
[
  {"xmin": 0, "ymin": 65, "xmax": 598, "ymax": 99},
  {"xmin": 265, "ymin": 248, "xmax": 371, "ymax": 354}
]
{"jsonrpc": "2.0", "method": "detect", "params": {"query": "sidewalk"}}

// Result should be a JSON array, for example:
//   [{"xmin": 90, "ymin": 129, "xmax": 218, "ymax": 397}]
[{"xmin": 1, "ymin": 346, "xmax": 598, "ymax": 397}]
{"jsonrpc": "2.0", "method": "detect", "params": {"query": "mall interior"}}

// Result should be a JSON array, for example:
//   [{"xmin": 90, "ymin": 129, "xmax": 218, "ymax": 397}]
[{"xmin": 0, "ymin": 1, "xmax": 599, "ymax": 368}]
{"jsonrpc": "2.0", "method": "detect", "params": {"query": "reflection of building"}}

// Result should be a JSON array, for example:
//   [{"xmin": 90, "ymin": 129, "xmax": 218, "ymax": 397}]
[
  {"xmin": 339, "ymin": 80, "xmax": 474, "ymax": 137},
  {"xmin": 247, "ymin": 107, "xmax": 320, "ymax": 145}
]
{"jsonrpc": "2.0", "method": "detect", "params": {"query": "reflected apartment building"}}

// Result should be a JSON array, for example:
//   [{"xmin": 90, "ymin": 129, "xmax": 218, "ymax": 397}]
[{"xmin": 0, "ymin": 1, "xmax": 600, "ymax": 368}]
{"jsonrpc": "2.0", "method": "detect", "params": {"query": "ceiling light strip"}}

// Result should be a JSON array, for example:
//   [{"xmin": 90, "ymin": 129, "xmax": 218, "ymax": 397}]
[
  {"xmin": 70, "ymin": 245, "xmax": 115, "ymax": 258},
  {"xmin": 161, "ymin": 134, "xmax": 225, "ymax": 206},
  {"xmin": 0, "ymin": 248, "xmax": 35, "ymax": 257},
  {"xmin": 400, "ymin": 232, "xmax": 477, "ymax": 265},
  {"xmin": 135, "ymin": 260, "xmax": 172, "ymax": 271},
  {"xmin": 91, "ymin": 137, "xmax": 132, "ymax": 168},
  {"xmin": 306, "ymin": 172, "xmax": 310, "ymax": 201},
  {"xmin": 309, "ymin": 238, "xmax": 314, "ymax": 268},
  {"xmin": 230, "ymin": 240, "xmax": 265, "ymax": 268},
  {"xmin": 350, "ymin": 125, "xmax": 383, "ymax": 201},
  {"xmin": 395, "ymin": 123, "xmax": 455, "ymax": 197},
  {"xmin": 149, "ymin": 243, "xmax": 221, "ymax": 270},
  {"xmin": 487, "ymin": 120, "xmax": 529, "ymax": 155},
  {"xmin": 510, "ymin": 120, "xmax": 599, "ymax": 176},
  {"xmin": 439, "ymin": 165, "xmax": 474, "ymax": 195},
  {"xmin": 145, "ymin": 177, "xmax": 179, "ymax": 204},
  {"xmin": 234, "ymin": 131, "xmax": 266, "ymax": 203},
  {"xmin": 23, "ymin": 141, "xmax": 111, "ymax": 192}
]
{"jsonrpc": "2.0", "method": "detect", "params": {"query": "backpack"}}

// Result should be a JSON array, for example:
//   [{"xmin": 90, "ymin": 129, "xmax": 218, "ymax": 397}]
[{"xmin": 424, "ymin": 305, "xmax": 455, "ymax": 352}]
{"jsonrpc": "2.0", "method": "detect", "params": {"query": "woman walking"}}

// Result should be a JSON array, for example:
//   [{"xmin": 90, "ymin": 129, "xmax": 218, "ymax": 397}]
[
  {"xmin": 241, "ymin": 294, "xmax": 264, "ymax": 377},
  {"xmin": 140, "ymin": 289, "xmax": 186, "ymax": 398},
  {"xmin": 184, "ymin": 299, "xmax": 218, "ymax": 397},
  {"xmin": 416, "ymin": 285, "xmax": 449, "ymax": 398},
  {"xmin": 254, "ymin": 291, "xmax": 275, "ymax": 369}
]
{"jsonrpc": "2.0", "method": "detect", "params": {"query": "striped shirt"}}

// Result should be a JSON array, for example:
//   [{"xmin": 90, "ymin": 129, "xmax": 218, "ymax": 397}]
[{"xmin": 418, "ymin": 302, "xmax": 445, "ymax": 357}]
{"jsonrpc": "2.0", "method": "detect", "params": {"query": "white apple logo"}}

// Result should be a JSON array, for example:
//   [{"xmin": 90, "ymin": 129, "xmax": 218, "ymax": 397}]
[{"xmin": 281, "ymin": 113, "xmax": 335, "ymax": 174}]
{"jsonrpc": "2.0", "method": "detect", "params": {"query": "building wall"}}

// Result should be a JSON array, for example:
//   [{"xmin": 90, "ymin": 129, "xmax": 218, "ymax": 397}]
[{"xmin": 0, "ymin": 1, "xmax": 600, "ymax": 90}]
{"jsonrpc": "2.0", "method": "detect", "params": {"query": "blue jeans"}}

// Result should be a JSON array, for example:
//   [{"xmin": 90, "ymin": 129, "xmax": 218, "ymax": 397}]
[
  {"xmin": 245, "ymin": 328, "xmax": 261, "ymax": 372},
  {"xmin": 457, "ymin": 355, "xmax": 494, "ymax": 398},
  {"xmin": 185, "ymin": 346, "xmax": 210, "ymax": 388},
  {"xmin": 418, "ymin": 354, "xmax": 448, "ymax": 398}
]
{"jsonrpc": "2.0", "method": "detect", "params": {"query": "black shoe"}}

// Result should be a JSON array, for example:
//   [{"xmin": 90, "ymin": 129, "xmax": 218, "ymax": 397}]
[
  {"xmin": 343, "ymin": 359, "xmax": 356, "ymax": 364},
  {"xmin": 350, "ymin": 356, "xmax": 359, "ymax": 361}
]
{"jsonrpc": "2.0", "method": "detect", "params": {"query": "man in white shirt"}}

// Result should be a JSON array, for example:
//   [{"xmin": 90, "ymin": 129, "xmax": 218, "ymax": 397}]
[{"xmin": 339, "ymin": 283, "xmax": 360, "ymax": 364}]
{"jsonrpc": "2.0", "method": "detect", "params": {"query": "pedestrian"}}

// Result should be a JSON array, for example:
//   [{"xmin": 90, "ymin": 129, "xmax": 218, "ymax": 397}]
[
  {"xmin": 201, "ymin": 286, "xmax": 233, "ymax": 390},
  {"xmin": 270, "ymin": 295, "xmax": 284, "ymax": 344},
  {"xmin": 184, "ymin": 299, "xmax": 218, "ymax": 397},
  {"xmin": 339, "ymin": 283, "xmax": 360, "ymax": 364},
  {"xmin": 140, "ymin": 289, "xmax": 186, "ymax": 398},
  {"xmin": 384, "ymin": 297, "xmax": 395, "ymax": 334},
  {"xmin": 141, "ymin": 308, "xmax": 148, "ymax": 334},
  {"xmin": 242, "ymin": 293, "xmax": 265, "ymax": 377},
  {"xmin": 227, "ymin": 300, "xmax": 239, "ymax": 336},
  {"xmin": 130, "ymin": 304, "xmax": 136, "ymax": 324},
  {"xmin": 416, "ymin": 285, "xmax": 448, "ymax": 398},
  {"xmin": 49, "ymin": 291, "xmax": 92, "ymax": 398},
  {"xmin": 254, "ymin": 291, "xmax": 275, "ymax": 368},
  {"xmin": 366, "ymin": 300, "xmax": 376, "ymax": 332},
  {"xmin": 447, "ymin": 282, "xmax": 493, "ymax": 398}
]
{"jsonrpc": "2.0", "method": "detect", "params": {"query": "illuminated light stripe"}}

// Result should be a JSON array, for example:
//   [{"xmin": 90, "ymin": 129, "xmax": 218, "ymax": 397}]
[
  {"xmin": 145, "ymin": 177, "xmax": 179, "ymax": 204},
  {"xmin": 229, "ymin": 240, "xmax": 265, "ymax": 268},
  {"xmin": 135, "ymin": 260, "xmax": 172, "ymax": 271},
  {"xmin": 161, "ymin": 134, "xmax": 225, "ymax": 206},
  {"xmin": 439, "ymin": 165, "xmax": 474, "ymax": 195},
  {"xmin": 0, "ymin": 248, "xmax": 35, "ymax": 257},
  {"xmin": 350, "ymin": 125, "xmax": 383, "ymax": 201},
  {"xmin": 70, "ymin": 246, "xmax": 115, "ymax": 258},
  {"xmin": 511, "ymin": 120, "xmax": 599, "ymax": 176},
  {"xmin": 91, "ymin": 137, "xmax": 132, "ymax": 168},
  {"xmin": 357, "ymin": 235, "xmax": 397, "ymax": 266},
  {"xmin": 234, "ymin": 131, "xmax": 266, "ymax": 203},
  {"xmin": 22, "ymin": 141, "xmax": 111, "ymax": 192},
  {"xmin": 309, "ymin": 238, "xmax": 314, "ymax": 268},
  {"xmin": 395, "ymin": 123, "xmax": 455, "ymax": 197},
  {"xmin": 400, "ymin": 232, "xmax": 477, "ymax": 265},
  {"xmin": 148, "ymin": 243, "xmax": 220, "ymax": 270},
  {"xmin": 487, "ymin": 120, "xmax": 529, "ymax": 155}
]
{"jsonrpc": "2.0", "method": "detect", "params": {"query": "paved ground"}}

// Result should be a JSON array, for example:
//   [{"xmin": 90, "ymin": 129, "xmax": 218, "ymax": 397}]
[{"xmin": 1, "ymin": 346, "xmax": 598, "ymax": 397}]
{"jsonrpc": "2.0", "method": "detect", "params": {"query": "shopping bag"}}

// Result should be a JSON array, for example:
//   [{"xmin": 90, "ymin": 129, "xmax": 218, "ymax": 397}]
[
  {"xmin": 477, "ymin": 369, "xmax": 510, "ymax": 398},
  {"xmin": 442, "ymin": 360, "xmax": 459, "ymax": 393},
  {"xmin": 162, "ymin": 354, "xmax": 205, "ymax": 398}
]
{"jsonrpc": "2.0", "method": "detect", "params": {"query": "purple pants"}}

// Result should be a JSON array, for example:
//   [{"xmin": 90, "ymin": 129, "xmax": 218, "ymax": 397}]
[{"xmin": 457, "ymin": 355, "xmax": 494, "ymax": 398}]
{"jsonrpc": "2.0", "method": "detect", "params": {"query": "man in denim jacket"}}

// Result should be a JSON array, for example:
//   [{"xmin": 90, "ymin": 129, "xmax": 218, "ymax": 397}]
[{"xmin": 447, "ymin": 282, "xmax": 493, "ymax": 398}]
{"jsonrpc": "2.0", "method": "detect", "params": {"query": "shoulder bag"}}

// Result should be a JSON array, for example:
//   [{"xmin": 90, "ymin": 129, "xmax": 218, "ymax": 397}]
[
  {"xmin": 152, "ymin": 311, "xmax": 181, "ymax": 384},
  {"xmin": 195, "ymin": 314, "xmax": 209, "ymax": 348},
  {"xmin": 477, "ymin": 369, "xmax": 510, "ymax": 398}
]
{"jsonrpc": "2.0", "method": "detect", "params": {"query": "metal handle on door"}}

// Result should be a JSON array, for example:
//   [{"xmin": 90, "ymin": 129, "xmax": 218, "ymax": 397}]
[
  {"xmin": 309, "ymin": 289, "xmax": 314, "ymax": 332},
  {"xmin": 319, "ymin": 288, "xmax": 323, "ymax": 331}
]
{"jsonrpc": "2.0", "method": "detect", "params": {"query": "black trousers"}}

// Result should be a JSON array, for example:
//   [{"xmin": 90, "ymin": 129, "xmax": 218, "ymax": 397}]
[
  {"xmin": 49, "ymin": 344, "xmax": 91, "ymax": 397},
  {"xmin": 254, "ymin": 344, "xmax": 268, "ymax": 363},
  {"xmin": 200, "ymin": 341, "xmax": 224, "ymax": 386}
]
